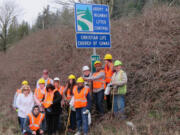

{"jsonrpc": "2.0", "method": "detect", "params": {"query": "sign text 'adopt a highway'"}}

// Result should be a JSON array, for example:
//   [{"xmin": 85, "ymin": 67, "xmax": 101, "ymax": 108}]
[{"xmin": 75, "ymin": 3, "xmax": 111, "ymax": 48}]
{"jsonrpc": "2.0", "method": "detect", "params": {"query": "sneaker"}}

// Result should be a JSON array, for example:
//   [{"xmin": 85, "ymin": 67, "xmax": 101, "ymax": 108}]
[
  {"xmin": 74, "ymin": 131, "xmax": 81, "ymax": 135},
  {"xmin": 68, "ymin": 128, "xmax": 75, "ymax": 133}
]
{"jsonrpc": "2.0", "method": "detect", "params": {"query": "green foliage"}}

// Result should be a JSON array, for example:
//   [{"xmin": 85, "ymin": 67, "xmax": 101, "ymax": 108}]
[
  {"xmin": 59, "ymin": 7, "xmax": 74, "ymax": 26},
  {"xmin": 7, "ymin": 20, "xmax": 29, "ymax": 47},
  {"xmin": 32, "ymin": 5, "xmax": 74, "ymax": 31}
]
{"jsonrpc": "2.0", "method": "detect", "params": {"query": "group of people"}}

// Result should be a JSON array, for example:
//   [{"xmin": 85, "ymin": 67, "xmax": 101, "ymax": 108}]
[{"xmin": 12, "ymin": 53, "xmax": 128, "ymax": 135}]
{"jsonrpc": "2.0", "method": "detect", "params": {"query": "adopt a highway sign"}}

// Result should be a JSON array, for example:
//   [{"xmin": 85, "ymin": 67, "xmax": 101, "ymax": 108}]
[
  {"xmin": 74, "ymin": 3, "xmax": 111, "ymax": 48},
  {"xmin": 76, "ymin": 33, "xmax": 111, "ymax": 48},
  {"xmin": 75, "ymin": 3, "xmax": 110, "ymax": 33}
]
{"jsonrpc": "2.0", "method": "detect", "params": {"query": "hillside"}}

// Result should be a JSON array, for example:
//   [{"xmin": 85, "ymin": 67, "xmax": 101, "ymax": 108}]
[{"xmin": 0, "ymin": 5, "xmax": 179, "ymax": 135}]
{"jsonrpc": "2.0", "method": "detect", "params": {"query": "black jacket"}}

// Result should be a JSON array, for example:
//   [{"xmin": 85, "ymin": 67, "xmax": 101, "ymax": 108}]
[{"xmin": 46, "ymin": 91, "xmax": 62, "ymax": 115}]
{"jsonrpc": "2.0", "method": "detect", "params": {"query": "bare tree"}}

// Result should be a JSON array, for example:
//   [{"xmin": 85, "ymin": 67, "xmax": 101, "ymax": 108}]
[
  {"xmin": 54, "ymin": 0, "xmax": 92, "ymax": 7},
  {"xmin": 54, "ymin": 0, "xmax": 114, "ymax": 15},
  {"xmin": 0, "ymin": 1, "xmax": 17, "ymax": 53},
  {"xmin": 93, "ymin": 0, "xmax": 114, "ymax": 15}
]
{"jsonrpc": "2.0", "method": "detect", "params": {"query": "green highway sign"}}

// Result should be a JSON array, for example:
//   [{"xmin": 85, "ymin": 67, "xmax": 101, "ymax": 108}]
[{"xmin": 91, "ymin": 55, "xmax": 100, "ymax": 73}]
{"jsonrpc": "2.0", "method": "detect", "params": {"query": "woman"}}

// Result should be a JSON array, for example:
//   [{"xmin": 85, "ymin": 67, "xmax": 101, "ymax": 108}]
[
  {"xmin": 63, "ymin": 74, "xmax": 77, "ymax": 132},
  {"xmin": 42, "ymin": 84, "xmax": 62, "ymax": 135},
  {"xmin": 16, "ymin": 85, "xmax": 34, "ymax": 133},
  {"xmin": 104, "ymin": 54, "xmax": 114, "ymax": 111}
]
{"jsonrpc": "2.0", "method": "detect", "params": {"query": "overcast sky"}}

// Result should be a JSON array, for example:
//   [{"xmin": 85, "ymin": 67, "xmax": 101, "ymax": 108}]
[{"xmin": 0, "ymin": 0, "xmax": 62, "ymax": 25}]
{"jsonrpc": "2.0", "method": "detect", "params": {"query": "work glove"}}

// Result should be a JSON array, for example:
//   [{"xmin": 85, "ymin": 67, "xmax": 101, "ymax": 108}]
[
  {"xmin": 108, "ymin": 83, "xmax": 113, "ymax": 87},
  {"xmin": 83, "ymin": 109, "xmax": 89, "ymax": 115}
]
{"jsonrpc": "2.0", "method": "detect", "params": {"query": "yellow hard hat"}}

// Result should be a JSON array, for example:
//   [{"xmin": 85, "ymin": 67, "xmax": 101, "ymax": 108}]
[
  {"xmin": 68, "ymin": 74, "xmax": 76, "ymax": 80},
  {"xmin": 38, "ymin": 78, "xmax": 45, "ymax": 84},
  {"xmin": 94, "ymin": 61, "xmax": 102, "ymax": 66},
  {"xmin": 22, "ymin": 80, "xmax": 28, "ymax": 85},
  {"xmin": 76, "ymin": 77, "xmax": 84, "ymax": 83},
  {"xmin": 104, "ymin": 54, "xmax": 112, "ymax": 60}
]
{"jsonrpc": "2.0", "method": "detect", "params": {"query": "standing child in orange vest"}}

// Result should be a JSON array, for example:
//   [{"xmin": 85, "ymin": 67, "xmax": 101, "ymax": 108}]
[
  {"xmin": 23, "ymin": 105, "xmax": 46, "ymax": 135},
  {"xmin": 104, "ymin": 54, "xmax": 114, "ymax": 111},
  {"xmin": 74, "ymin": 77, "xmax": 91, "ymax": 135},
  {"xmin": 63, "ymin": 74, "xmax": 77, "ymax": 132},
  {"xmin": 34, "ymin": 78, "xmax": 46, "ymax": 112}
]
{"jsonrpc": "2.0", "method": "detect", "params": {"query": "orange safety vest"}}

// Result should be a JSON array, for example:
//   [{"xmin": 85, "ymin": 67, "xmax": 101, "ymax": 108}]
[
  {"xmin": 66, "ymin": 85, "xmax": 77, "ymax": 100},
  {"xmin": 16, "ymin": 89, "xmax": 22, "ymax": 96},
  {"xmin": 92, "ymin": 70, "xmax": 106, "ymax": 90},
  {"xmin": 56, "ymin": 86, "xmax": 64, "ymax": 96},
  {"xmin": 67, "ymin": 88, "xmax": 72, "ymax": 100},
  {"xmin": 42, "ymin": 90, "xmax": 57, "ymax": 108},
  {"xmin": 47, "ymin": 78, "xmax": 52, "ymax": 85},
  {"xmin": 34, "ymin": 88, "xmax": 46, "ymax": 102},
  {"xmin": 73, "ymin": 86, "xmax": 89, "ymax": 109},
  {"xmin": 105, "ymin": 63, "xmax": 114, "ymax": 83},
  {"xmin": 28, "ymin": 113, "xmax": 45, "ymax": 131}
]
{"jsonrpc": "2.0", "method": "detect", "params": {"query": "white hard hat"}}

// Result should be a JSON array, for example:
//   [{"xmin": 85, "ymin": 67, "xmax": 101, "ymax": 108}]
[
  {"xmin": 82, "ymin": 66, "xmax": 90, "ymax": 71},
  {"xmin": 54, "ymin": 77, "xmax": 60, "ymax": 81}
]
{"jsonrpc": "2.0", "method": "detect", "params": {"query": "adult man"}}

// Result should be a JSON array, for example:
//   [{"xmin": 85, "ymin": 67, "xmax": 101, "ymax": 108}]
[
  {"xmin": 111, "ymin": 60, "xmax": 127, "ymax": 118},
  {"xmin": 85, "ymin": 61, "xmax": 106, "ymax": 115},
  {"xmin": 104, "ymin": 54, "xmax": 114, "ymax": 111},
  {"xmin": 24, "ymin": 105, "xmax": 46, "ymax": 135},
  {"xmin": 74, "ymin": 77, "xmax": 91, "ymax": 135},
  {"xmin": 36, "ymin": 69, "xmax": 53, "ymax": 88}
]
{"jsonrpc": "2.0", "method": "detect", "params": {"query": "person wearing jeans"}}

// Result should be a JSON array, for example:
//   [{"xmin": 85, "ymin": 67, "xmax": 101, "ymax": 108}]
[
  {"xmin": 113, "ymin": 95, "xmax": 125, "ymax": 113},
  {"xmin": 111, "ymin": 60, "xmax": 127, "ymax": 117},
  {"xmin": 16, "ymin": 85, "xmax": 34, "ymax": 133},
  {"xmin": 93, "ymin": 90, "xmax": 104, "ymax": 114},
  {"xmin": 74, "ymin": 77, "xmax": 91, "ymax": 135},
  {"xmin": 84, "ymin": 61, "xmax": 106, "ymax": 115}
]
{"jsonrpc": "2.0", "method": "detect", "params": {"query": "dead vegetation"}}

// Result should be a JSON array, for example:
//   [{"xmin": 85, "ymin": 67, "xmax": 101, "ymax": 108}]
[{"xmin": 0, "ymin": 5, "xmax": 179, "ymax": 135}]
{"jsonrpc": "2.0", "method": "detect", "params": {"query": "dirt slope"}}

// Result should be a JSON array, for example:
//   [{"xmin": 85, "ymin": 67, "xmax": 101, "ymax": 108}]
[{"xmin": 0, "ymin": 5, "xmax": 179, "ymax": 134}]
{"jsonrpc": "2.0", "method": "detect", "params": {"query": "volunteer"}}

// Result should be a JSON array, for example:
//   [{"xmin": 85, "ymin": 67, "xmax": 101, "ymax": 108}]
[
  {"xmin": 63, "ymin": 74, "xmax": 77, "ymax": 132},
  {"xmin": 16, "ymin": 85, "xmax": 34, "ymax": 133}
]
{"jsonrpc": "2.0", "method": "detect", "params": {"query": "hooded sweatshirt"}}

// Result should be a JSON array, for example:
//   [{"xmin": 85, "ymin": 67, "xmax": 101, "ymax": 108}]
[{"xmin": 23, "ymin": 106, "xmax": 46, "ymax": 133}]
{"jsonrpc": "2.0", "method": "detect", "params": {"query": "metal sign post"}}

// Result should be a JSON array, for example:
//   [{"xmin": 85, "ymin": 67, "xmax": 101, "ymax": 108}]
[{"xmin": 93, "ymin": 48, "xmax": 96, "ymax": 55}]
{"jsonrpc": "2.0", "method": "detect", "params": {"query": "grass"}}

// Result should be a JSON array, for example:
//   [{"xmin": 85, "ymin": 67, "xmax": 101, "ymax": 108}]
[{"xmin": 0, "ymin": 4, "xmax": 179, "ymax": 135}]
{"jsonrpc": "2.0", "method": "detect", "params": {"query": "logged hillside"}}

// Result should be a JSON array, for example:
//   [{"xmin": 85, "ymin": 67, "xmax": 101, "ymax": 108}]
[{"xmin": 0, "ymin": 5, "xmax": 179, "ymax": 135}]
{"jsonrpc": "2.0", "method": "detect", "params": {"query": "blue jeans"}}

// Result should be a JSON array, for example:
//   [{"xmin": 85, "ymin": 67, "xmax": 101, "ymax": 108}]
[
  {"xmin": 19, "ymin": 117, "xmax": 25, "ymax": 133},
  {"xmin": 93, "ymin": 90, "xmax": 104, "ymax": 114},
  {"xmin": 113, "ymin": 95, "xmax": 125, "ymax": 113},
  {"xmin": 76, "ymin": 108, "xmax": 88, "ymax": 134}
]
